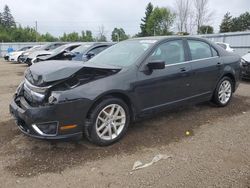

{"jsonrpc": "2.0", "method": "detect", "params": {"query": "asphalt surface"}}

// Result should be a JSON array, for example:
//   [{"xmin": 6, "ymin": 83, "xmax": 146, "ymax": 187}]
[{"xmin": 0, "ymin": 60, "xmax": 250, "ymax": 188}]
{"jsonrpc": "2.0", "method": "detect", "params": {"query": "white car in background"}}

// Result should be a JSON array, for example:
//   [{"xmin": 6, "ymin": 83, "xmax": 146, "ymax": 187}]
[
  {"xmin": 8, "ymin": 46, "xmax": 33, "ymax": 62},
  {"xmin": 216, "ymin": 42, "xmax": 234, "ymax": 52}
]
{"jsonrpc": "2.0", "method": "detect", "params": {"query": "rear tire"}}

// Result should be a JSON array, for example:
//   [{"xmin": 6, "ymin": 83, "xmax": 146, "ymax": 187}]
[
  {"xmin": 212, "ymin": 76, "xmax": 233, "ymax": 107},
  {"xmin": 84, "ymin": 97, "xmax": 130, "ymax": 146}
]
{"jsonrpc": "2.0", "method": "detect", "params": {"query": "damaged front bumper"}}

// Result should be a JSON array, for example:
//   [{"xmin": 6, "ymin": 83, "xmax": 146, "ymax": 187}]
[{"xmin": 9, "ymin": 95, "xmax": 92, "ymax": 140}]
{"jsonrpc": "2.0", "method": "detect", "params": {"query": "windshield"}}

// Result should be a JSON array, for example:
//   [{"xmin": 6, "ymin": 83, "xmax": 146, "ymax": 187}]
[
  {"xmin": 89, "ymin": 40, "xmax": 156, "ymax": 67},
  {"xmin": 72, "ymin": 44, "xmax": 93, "ymax": 54}
]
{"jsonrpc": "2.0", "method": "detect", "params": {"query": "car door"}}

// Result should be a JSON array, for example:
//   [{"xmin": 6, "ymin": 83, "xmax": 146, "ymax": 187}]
[
  {"xmin": 186, "ymin": 39, "xmax": 221, "ymax": 96},
  {"xmin": 135, "ymin": 39, "xmax": 193, "ymax": 112}
]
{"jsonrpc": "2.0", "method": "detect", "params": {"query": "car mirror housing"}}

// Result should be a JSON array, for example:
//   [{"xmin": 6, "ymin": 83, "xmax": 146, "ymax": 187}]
[
  {"xmin": 63, "ymin": 51, "xmax": 75, "ymax": 58},
  {"xmin": 147, "ymin": 60, "xmax": 165, "ymax": 70},
  {"xmin": 86, "ymin": 52, "xmax": 95, "ymax": 59}
]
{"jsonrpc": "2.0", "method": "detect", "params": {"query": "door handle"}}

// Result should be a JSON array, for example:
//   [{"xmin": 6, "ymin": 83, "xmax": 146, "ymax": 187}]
[
  {"xmin": 217, "ymin": 62, "xmax": 222, "ymax": 67},
  {"xmin": 180, "ymin": 67, "xmax": 187, "ymax": 72}
]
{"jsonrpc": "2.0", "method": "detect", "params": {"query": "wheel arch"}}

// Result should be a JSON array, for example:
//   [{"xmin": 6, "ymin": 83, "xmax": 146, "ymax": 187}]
[
  {"xmin": 221, "ymin": 72, "xmax": 236, "ymax": 92},
  {"xmin": 86, "ymin": 91, "xmax": 136, "ymax": 122}
]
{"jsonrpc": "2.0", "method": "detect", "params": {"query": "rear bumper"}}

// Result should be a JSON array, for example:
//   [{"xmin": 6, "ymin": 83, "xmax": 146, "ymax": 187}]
[{"xmin": 9, "ymin": 96, "xmax": 92, "ymax": 140}]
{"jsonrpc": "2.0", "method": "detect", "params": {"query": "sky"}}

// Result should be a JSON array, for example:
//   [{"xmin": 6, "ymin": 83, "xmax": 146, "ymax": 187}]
[{"xmin": 0, "ymin": 0, "xmax": 249, "ymax": 39}]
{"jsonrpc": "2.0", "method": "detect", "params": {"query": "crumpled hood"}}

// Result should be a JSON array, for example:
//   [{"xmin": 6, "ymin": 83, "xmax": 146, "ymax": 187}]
[
  {"xmin": 28, "ymin": 50, "xmax": 53, "ymax": 59},
  {"xmin": 25, "ymin": 60, "xmax": 121, "ymax": 86}
]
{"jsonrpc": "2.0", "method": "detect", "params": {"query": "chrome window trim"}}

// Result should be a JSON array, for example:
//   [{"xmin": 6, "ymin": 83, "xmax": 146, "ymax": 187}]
[{"xmin": 165, "ymin": 56, "xmax": 219, "ymax": 67}]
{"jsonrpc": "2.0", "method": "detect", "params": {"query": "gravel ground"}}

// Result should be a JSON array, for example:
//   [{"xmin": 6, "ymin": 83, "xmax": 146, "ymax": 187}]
[{"xmin": 0, "ymin": 60, "xmax": 250, "ymax": 188}]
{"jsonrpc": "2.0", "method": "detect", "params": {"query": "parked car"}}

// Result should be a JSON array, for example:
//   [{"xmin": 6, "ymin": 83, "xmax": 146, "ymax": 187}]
[
  {"xmin": 4, "ymin": 46, "xmax": 32, "ymax": 62},
  {"xmin": 241, "ymin": 52, "xmax": 250, "ymax": 79},
  {"xmin": 34, "ymin": 43, "xmax": 83, "ymax": 63},
  {"xmin": 216, "ymin": 42, "xmax": 234, "ymax": 52},
  {"xmin": 8, "ymin": 46, "xmax": 33, "ymax": 62},
  {"xmin": 4, "ymin": 53, "xmax": 10, "ymax": 61},
  {"xmin": 25, "ymin": 42, "xmax": 66, "ymax": 66},
  {"xmin": 71, "ymin": 42, "xmax": 114, "ymax": 61},
  {"xmin": 10, "ymin": 36, "xmax": 241, "ymax": 146},
  {"xmin": 18, "ymin": 45, "xmax": 43, "ymax": 63}
]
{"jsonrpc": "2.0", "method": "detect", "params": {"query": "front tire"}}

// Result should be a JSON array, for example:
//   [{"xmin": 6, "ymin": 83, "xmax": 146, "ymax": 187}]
[
  {"xmin": 212, "ymin": 76, "xmax": 233, "ymax": 107},
  {"xmin": 84, "ymin": 97, "xmax": 130, "ymax": 146}
]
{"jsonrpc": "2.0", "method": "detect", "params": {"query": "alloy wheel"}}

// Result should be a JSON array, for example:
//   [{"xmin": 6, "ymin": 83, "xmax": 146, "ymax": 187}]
[
  {"xmin": 218, "ymin": 80, "xmax": 232, "ymax": 105},
  {"xmin": 95, "ymin": 104, "xmax": 126, "ymax": 141}
]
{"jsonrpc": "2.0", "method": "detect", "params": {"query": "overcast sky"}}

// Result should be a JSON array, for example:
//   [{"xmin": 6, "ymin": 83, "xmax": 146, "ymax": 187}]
[{"xmin": 0, "ymin": 0, "xmax": 249, "ymax": 39}]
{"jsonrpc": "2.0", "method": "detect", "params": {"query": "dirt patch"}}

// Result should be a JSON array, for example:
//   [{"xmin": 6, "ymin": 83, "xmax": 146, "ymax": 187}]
[{"xmin": 2, "ymin": 96, "xmax": 250, "ymax": 177}]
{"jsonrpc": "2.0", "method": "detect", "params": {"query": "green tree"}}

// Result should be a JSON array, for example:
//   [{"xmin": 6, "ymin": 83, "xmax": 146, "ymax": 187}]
[
  {"xmin": 231, "ymin": 12, "xmax": 250, "ymax": 32},
  {"xmin": 85, "ymin": 30, "xmax": 94, "ymax": 42},
  {"xmin": 146, "ymin": 7, "xmax": 175, "ymax": 36},
  {"xmin": 139, "ymin": 2, "xmax": 154, "ymax": 37},
  {"xmin": 39, "ymin": 32, "xmax": 58, "ymax": 42},
  {"xmin": 2, "ymin": 5, "xmax": 15, "ymax": 28},
  {"xmin": 199, "ymin": 25, "xmax": 214, "ymax": 34},
  {"xmin": 60, "ymin": 32, "xmax": 81, "ymax": 42},
  {"xmin": 111, "ymin": 28, "xmax": 129, "ymax": 42},
  {"xmin": 220, "ymin": 12, "xmax": 233, "ymax": 33}
]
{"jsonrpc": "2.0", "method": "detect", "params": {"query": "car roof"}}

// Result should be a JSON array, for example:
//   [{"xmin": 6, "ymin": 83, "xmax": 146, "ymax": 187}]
[{"xmin": 129, "ymin": 35, "xmax": 212, "ymax": 43}]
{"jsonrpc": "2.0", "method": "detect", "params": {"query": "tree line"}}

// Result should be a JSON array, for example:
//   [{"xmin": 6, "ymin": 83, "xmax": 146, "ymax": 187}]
[{"xmin": 0, "ymin": 2, "xmax": 249, "ymax": 43}]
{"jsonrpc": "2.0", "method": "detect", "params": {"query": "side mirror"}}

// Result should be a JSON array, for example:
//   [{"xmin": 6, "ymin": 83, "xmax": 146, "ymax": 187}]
[
  {"xmin": 86, "ymin": 52, "xmax": 95, "ymax": 59},
  {"xmin": 147, "ymin": 60, "xmax": 165, "ymax": 70},
  {"xmin": 63, "ymin": 51, "xmax": 75, "ymax": 58}
]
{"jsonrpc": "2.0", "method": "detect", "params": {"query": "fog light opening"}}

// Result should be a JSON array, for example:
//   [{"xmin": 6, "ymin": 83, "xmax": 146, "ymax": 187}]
[{"xmin": 32, "ymin": 122, "xmax": 58, "ymax": 136}]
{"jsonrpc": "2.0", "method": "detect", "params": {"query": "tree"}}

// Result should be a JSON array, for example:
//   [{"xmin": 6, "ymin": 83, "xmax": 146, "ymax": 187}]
[
  {"xmin": 96, "ymin": 25, "xmax": 107, "ymax": 42},
  {"xmin": 85, "ymin": 30, "xmax": 94, "ymax": 42},
  {"xmin": 60, "ymin": 32, "xmax": 81, "ymax": 42},
  {"xmin": 111, "ymin": 28, "xmax": 129, "ymax": 42},
  {"xmin": 146, "ymin": 7, "xmax": 175, "ymax": 36},
  {"xmin": 194, "ymin": 0, "xmax": 213, "ymax": 34},
  {"xmin": 80, "ymin": 30, "xmax": 94, "ymax": 42},
  {"xmin": 219, "ymin": 11, "xmax": 250, "ymax": 33},
  {"xmin": 139, "ymin": 2, "xmax": 154, "ymax": 37},
  {"xmin": 175, "ymin": 0, "xmax": 191, "ymax": 33},
  {"xmin": 199, "ymin": 25, "xmax": 214, "ymax": 34},
  {"xmin": 39, "ymin": 32, "xmax": 58, "ymax": 42},
  {"xmin": 231, "ymin": 12, "xmax": 250, "ymax": 32},
  {"xmin": 219, "ymin": 12, "xmax": 233, "ymax": 33},
  {"xmin": 2, "ymin": 5, "xmax": 15, "ymax": 28}
]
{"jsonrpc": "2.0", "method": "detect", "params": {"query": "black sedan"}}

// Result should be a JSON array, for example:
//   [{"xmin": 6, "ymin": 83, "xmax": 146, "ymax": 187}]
[{"xmin": 10, "ymin": 36, "xmax": 241, "ymax": 146}]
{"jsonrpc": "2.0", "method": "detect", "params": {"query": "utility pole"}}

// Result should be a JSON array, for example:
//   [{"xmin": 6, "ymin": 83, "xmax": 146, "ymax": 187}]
[{"xmin": 35, "ymin": 21, "xmax": 38, "ymax": 42}]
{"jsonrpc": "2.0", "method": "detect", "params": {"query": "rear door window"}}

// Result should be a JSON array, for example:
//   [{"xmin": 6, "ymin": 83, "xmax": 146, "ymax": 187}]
[{"xmin": 187, "ymin": 40, "xmax": 212, "ymax": 60}]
